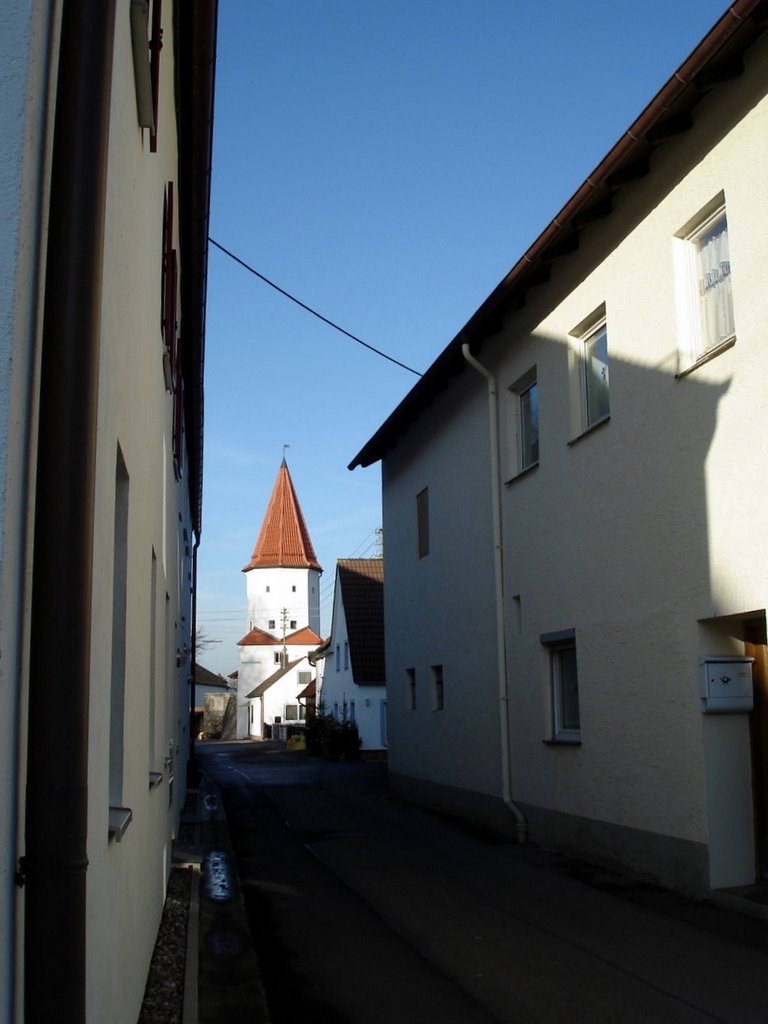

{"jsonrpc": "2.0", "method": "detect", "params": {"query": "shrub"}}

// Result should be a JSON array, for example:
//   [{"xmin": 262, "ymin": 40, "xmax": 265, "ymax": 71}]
[{"xmin": 305, "ymin": 706, "xmax": 361, "ymax": 761}]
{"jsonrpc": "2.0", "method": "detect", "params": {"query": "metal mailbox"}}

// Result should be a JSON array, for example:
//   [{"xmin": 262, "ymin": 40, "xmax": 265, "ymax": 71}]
[{"xmin": 699, "ymin": 656, "xmax": 754, "ymax": 713}]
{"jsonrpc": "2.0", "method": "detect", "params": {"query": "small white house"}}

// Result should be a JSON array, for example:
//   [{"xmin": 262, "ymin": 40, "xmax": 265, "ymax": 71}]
[
  {"xmin": 239, "ymin": 625, "xmax": 323, "ymax": 737},
  {"xmin": 246, "ymin": 654, "xmax": 317, "ymax": 740},
  {"xmin": 320, "ymin": 559, "xmax": 387, "ymax": 754}
]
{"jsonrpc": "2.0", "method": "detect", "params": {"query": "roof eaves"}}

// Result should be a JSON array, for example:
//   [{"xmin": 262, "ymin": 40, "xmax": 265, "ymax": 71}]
[{"xmin": 348, "ymin": 0, "xmax": 768, "ymax": 471}]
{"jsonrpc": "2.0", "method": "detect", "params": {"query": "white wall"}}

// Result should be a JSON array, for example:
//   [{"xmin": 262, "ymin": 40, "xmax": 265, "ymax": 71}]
[
  {"xmin": 246, "ymin": 564, "xmax": 321, "ymax": 635},
  {"xmin": 383, "ymin": 375, "xmax": 502, "ymax": 795}
]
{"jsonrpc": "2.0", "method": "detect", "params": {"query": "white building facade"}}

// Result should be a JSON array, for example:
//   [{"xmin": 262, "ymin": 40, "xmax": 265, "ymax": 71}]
[{"xmin": 351, "ymin": 3, "xmax": 768, "ymax": 896}]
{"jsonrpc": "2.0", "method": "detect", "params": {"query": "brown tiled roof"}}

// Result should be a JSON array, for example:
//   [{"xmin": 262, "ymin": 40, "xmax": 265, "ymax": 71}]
[
  {"xmin": 243, "ymin": 459, "xmax": 322, "ymax": 571},
  {"xmin": 297, "ymin": 678, "xmax": 316, "ymax": 699},
  {"xmin": 194, "ymin": 663, "xmax": 229, "ymax": 687},
  {"xmin": 337, "ymin": 558, "xmax": 385, "ymax": 684},
  {"xmin": 285, "ymin": 626, "xmax": 324, "ymax": 646},
  {"xmin": 246, "ymin": 657, "xmax": 304, "ymax": 698},
  {"xmin": 236, "ymin": 625, "xmax": 324, "ymax": 647},
  {"xmin": 236, "ymin": 626, "xmax": 279, "ymax": 646}
]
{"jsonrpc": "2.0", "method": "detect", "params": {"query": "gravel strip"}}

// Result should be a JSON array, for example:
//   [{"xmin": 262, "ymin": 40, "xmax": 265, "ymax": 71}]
[{"xmin": 138, "ymin": 867, "xmax": 193, "ymax": 1024}]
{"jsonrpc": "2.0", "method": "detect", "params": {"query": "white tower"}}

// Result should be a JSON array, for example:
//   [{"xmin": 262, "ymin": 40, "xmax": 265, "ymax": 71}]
[
  {"xmin": 241, "ymin": 457, "xmax": 322, "ymax": 634},
  {"xmin": 235, "ymin": 459, "xmax": 323, "ymax": 737}
]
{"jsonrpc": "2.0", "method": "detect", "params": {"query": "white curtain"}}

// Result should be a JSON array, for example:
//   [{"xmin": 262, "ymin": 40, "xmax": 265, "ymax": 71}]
[{"xmin": 697, "ymin": 217, "xmax": 734, "ymax": 349}]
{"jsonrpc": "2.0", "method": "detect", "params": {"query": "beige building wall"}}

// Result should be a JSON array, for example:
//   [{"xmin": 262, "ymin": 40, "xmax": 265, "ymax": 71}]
[
  {"xmin": 83, "ymin": 5, "xmax": 195, "ymax": 1019},
  {"xmin": 381, "ymin": 27, "xmax": 768, "ymax": 894}
]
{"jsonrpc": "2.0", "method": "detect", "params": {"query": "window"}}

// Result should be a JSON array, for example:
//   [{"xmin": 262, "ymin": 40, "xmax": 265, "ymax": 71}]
[
  {"xmin": 292, "ymin": 586, "xmax": 297, "ymax": 592},
  {"xmin": 344, "ymin": 641, "xmax": 349, "ymax": 670},
  {"xmin": 582, "ymin": 319, "xmax": 610, "ymax": 427},
  {"xmin": 349, "ymin": 700, "xmax": 356, "ymax": 722},
  {"xmin": 541, "ymin": 630, "xmax": 580, "ymax": 742},
  {"xmin": 148, "ymin": 0, "xmax": 162, "ymax": 152},
  {"xmin": 268, "ymin": 619, "xmax": 275, "ymax": 629},
  {"xmin": 675, "ymin": 197, "xmax": 735, "ymax": 366},
  {"xmin": 406, "ymin": 668, "xmax": 416, "ymax": 710},
  {"xmin": 416, "ymin": 487, "xmax": 429, "ymax": 558},
  {"xmin": 110, "ymin": 448, "xmax": 130, "ymax": 811},
  {"xmin": 285, "ymin": 704, "xmax": 299, "ymax": 721},
  {"xmin": 290, "ymin": 620, "xmax": 297, "ymax": 630},
  {"xmin": 509, "ymin": 368, "xmax": 539, "ymax": 475},
  {"xmin": 431, "ymin": 665, "xmax": 444, "ymax": 711},
  {"xmin": 336, "ymin": 644, "xmax": 340, "ymax": 671}
]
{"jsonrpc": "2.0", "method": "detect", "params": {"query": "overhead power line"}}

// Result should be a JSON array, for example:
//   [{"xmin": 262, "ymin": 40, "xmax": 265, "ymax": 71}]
[{"xmin": 209, "ymin": 237, "xmax": 423, "ymax": 377}]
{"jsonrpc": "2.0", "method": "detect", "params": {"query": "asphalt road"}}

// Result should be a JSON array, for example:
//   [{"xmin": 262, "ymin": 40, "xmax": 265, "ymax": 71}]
[{"xmin": 196, "ymin": 742, "xmax": 768, "ymax": 1024}]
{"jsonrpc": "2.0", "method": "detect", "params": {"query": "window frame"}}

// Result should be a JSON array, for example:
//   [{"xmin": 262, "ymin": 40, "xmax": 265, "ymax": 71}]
[
  {"xmin": 416, "ymin": 487, "xmax": 429, "ymax": 559},
  {"xmin": 405, "ymin": 667, "xmax": 416, "ymax": 710},
  {"xmin": 674, "ymin": 196, "xmax": 735, "ymax": 372},
  {"xmin": 431, "ymin": 664, "xmax": 444, "ymax": 711},
  {"xmin": 581, "ymin": 317, "xmax": 610, "ymax": 430},
  {"xmin": 508, "ymin": 367, "xmax": 539, "ymax": 478},
  {"xmin": 541, "ymin": 630, "xmax": 581, "ymax": 744}
]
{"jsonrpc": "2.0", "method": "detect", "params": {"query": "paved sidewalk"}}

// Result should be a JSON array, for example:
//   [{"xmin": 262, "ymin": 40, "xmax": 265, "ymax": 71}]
[{"xmin": 177, "ymin": 768, "xmax": 270, "ymax": 1024}]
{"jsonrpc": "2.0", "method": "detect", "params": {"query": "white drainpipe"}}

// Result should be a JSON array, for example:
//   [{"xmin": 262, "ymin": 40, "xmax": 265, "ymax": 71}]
[{"xmin": 462, "ymin": 344, "xmax": 527, "ymax": 841}]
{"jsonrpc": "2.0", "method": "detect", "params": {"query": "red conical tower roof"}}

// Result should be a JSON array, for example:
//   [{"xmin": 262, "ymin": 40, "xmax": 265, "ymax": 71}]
[{"xmin": 242, "ymin": 459, "xmax": 322, "ymax": 572}]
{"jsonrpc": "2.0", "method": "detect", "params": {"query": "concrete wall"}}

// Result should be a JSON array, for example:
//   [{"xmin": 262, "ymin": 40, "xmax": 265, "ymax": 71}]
[{"xmin": 381, "ymin": 30, "xmax": 768, "ymax": 892}]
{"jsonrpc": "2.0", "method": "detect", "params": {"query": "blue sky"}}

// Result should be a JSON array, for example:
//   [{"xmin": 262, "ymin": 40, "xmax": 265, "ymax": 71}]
[{"xmin": 197, "ymin": 0, "xmax": 730, "ymax": 675}]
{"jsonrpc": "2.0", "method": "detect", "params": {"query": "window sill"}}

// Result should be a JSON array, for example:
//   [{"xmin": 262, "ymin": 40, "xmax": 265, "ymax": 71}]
[
  {"xmin": 148, "ymin": 771, "xmax": 164, "ymax": 790},
  {"xmin": 543, "ymin": 736, "xmax": 582, "ymax": 746},
  {"xmin": 505, "ymin": 461, "xmax": 539, "ymax": 487},
  {"xmin": 108, "ymin": 806, "xmax": 133, "ymax": 843},
  {"xmin": 567, "ymin": 414, "xmax": 610, "ymax": 447},
  {"xmin": 675, "ymin": 335, "xmax": 735, "ymax": 378}
]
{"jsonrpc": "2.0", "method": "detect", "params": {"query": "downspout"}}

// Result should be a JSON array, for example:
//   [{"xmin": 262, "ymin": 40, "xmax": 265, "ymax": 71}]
[
  {"xmin": 462, "ymin": 344, "xmax": 527, "ymax": 841},
  {"xmin": 190, "ymin": 535, "xmax": 201, "ymax": 775},
  {"xmin": 24, "ymin": 2, "xmax": 116, "ymax": 1022}
]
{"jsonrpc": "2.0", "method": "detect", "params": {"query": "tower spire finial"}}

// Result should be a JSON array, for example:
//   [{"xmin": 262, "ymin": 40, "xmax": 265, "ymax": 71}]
[{"xmin": 282, "ymin": 443, "xmax": 290, "ymax": 465}]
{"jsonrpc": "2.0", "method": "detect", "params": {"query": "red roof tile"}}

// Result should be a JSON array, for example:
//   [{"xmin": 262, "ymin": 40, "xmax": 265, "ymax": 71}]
[
  {"xmin": 236, "ymin": 626, "xmax": 279, "ymax": 646},
  {"xmin": 297, "ymin": 678, "xmax": 316, "ymax": 699},
  {"xmin": 236, "ymin": 624, "xmax": 324, "ymax": 647},
  {"xmin": 243, "ymin": 459, "xmax": 322, "ymax": 572},
  {"xmin": 284, "ymin": 626, "xmax": 324, "ymax": 646}
]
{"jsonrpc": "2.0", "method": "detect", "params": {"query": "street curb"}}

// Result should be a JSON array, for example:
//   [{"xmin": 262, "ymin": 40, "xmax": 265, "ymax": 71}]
[
  {"xmin": 192, "ymin": 771, "xmax": 271, "ymax": 1024},
  {"xmin": 182, "ymin": 868, "xmax": 200, "ymax": 1024}
]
